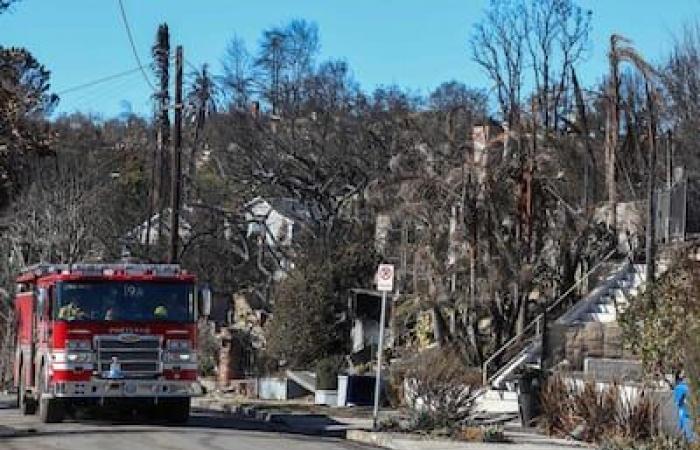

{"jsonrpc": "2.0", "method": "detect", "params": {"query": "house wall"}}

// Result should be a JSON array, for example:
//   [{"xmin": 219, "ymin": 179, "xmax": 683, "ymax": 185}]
[
  {"xmin": 257, "ymin": 377, "xmax": 308, "ymax": 400},
  {"xmin": 258, "ymin": 377, "xmax": 287, "ymax": 400}
]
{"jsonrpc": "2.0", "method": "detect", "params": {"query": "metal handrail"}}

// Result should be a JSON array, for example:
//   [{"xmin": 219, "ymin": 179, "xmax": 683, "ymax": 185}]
[{"xmin": 482, "ymin": 248, "xmax": 618, "ymax": 385}]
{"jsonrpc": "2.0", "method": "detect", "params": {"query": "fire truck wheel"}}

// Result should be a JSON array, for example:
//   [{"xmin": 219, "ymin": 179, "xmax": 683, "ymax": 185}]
[
  {"xmin": 19, "ymin": 394, "xmax": 36, "ymax": 415},
  {"xmin": 39, "ymin": 397, "xmax": 64, "ymax": 423},
  {"xmin": 18, "ymin": 368, "xmax": 36, "ymax": 415}
]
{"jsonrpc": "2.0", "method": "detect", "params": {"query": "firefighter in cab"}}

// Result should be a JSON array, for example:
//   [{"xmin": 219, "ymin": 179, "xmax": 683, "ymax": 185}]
[
  {"xmin": 154, "ymin": 305, "xmax": 168, "ymax": 319},
  {"xmin": 58, "ymin": 301, "xmax": 86, "ymax": 321}
]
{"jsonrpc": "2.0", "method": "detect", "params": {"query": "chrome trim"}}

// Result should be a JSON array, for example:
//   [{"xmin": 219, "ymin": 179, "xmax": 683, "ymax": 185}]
[{"xmin": 49, "ymin": 379, "xmax": 199, "ymax": 398}]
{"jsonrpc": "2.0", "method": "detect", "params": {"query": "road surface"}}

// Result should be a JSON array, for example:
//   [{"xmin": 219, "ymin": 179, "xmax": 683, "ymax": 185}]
[{"xmin": 0, "ymin": 397, "xmax": 370, "ymax": 450}]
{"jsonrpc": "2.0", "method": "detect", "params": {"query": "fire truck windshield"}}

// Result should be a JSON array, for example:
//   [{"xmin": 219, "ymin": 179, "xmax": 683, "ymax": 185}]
[{"xmin": 54, "ymin": 281, "xmax": 195, "ymax": 322}]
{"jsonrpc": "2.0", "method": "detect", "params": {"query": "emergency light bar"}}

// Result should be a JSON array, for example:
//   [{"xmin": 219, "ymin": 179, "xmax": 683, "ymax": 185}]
[{"xmin": 21, "ymin": 262, "xmax": 183, "ymax": 278}]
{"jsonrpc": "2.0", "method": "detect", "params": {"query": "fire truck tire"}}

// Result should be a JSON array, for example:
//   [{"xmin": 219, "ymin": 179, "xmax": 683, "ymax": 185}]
[
  {"xmin": 39, "ymin": 397, "xmax": 64, "ymax": 423},
  {"xmin": 18, "ymin": 367, "xmax": 36, "ymax": 415},
  {"xmin": 19, "ymin": 393, "xmax": 36, "ymax": 415},
  {"xmin": 163, "ymin": 398, "xmax": 190, "ymax": 424}
]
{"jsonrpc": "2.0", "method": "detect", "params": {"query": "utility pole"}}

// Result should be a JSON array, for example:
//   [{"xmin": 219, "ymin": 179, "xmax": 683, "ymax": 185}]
[
  {"xmin": 153, "ymin": 23, "xmax": 171, "ymax": 251},
  {"xmin": 645, "ymin": 81, "xmax": 657, "ymax": 286},
  {"xmin": 169, "ymin": 45, "xmax": 183, "ymax": 264},
  {"xmin": 665, "ymin": 130, "xmax": 673, "ymax": 243},
  {"xmin": 666, "ymin": 130, "xmax": 673, "ymax": 190}
]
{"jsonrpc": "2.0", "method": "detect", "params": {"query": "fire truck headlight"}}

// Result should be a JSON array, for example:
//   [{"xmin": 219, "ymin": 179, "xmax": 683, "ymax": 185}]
[
  {"xmin": 165, "ymin": 352, "xmax": 195, "ymax": 363},
  {"xmin": 67, "ymin": 340, "xmax": 91, "ymax": 350},
  {"xmin": 67, "ymin": 352, "xmax": 92, "ymax": 363},
  {"xmin": 167, "ymin": 340, "xmax": 191, "ymax": 351}
]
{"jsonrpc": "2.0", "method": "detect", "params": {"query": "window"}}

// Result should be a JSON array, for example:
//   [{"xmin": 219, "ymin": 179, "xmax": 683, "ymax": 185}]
[{"xmin": 54, "ymin": 281, "xmax": 195, "ymax": 322}]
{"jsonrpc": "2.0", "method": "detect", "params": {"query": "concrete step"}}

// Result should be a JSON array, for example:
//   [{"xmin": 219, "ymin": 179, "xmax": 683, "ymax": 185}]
[
  {"xmin": 473, "ymin": 389, "xmax": 519, "ymax": 415},
  {"xmin": 584, "ymin": 311, "xmax": 617, "ymax": 323},
  {"xmin": 610, "ymin": 288, "xmax": 628, "ymax": 303},
  {"xmin": 481, "ymin": 389, "xmax": 519, "ymax": 402},
  {"xmin": 629, "ymin": 272, "xmax": 647, "ymax": 285},
  {"xmin": 616, "ymin": 279, "xmax": 633, "ymax": 289},
  {"xmin": 595, "ymin": 295, "xmax": 613, "ymax": 305},
  {"xmin": 626, "ymin": 287, "xmax": 640, "ymax": 298},
  {"xmin": 594, "ymin": 303, "xmax": 616, "ymax": 314}
]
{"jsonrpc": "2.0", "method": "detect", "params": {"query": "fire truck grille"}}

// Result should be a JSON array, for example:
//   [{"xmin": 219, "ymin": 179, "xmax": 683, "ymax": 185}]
[
  {"xmin": 99, "ymin": 362, "xmax": 159, "ymax": 373},
  {"xmin": 95, "ymin": 335, "xmax": 161, "ymax": 378}
]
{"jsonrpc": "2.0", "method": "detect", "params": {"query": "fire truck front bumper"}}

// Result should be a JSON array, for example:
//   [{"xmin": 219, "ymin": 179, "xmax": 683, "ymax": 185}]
[{"xmin": 47, "ymin": 379, "xmax": 203, "ymax": 399}]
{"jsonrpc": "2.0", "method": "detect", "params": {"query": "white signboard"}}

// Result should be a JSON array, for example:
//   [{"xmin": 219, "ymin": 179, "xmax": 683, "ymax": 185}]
[{"xmin": 376, "ymin": 264, "xmax": 394, "ymax": 292}]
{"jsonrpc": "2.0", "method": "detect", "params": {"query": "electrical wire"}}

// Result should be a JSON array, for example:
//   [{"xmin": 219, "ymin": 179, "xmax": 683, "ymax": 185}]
[
  {"xmin": 56, "ymin": 66, "xmax": 151, "ymax": 96},
  {"xmin": 117, "ymin": 0, "xmax": 156, "ymax": 91},
  {"xmin": 184, "ymin": 58, "xmax": 199, "ymax": 73},
  {"xmin": 59, "ymin": 70, "xmax": 150, "ymax": 115}
]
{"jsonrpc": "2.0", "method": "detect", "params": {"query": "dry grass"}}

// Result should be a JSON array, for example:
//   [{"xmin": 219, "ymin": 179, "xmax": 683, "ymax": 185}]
[{"xmin": 540, "ymin": 375, "xmax": 660, "ymax": 443}]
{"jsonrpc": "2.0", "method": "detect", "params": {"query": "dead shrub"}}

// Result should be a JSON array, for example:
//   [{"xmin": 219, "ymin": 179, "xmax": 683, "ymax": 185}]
[
  {"xmin": 540, "ymin": 375, "xmax": 661, "ymax": 444},
  {"xmin": 402, "ymin": 346, "xmax": 481, "ymax": 431},
  {"xmin": 539, "ymin": 374, "xmax": 576, "ymax": 435},
  {"xmin": 600, "ymin": 435, "xmax": 692, "ymax": 450},
  {"xmin": 617, "ymin": 390, "xmax": 660, "ymax": 442},
  {"xmin": 571, "ymin": 380, "xmax": 619, "ymax": 441}
]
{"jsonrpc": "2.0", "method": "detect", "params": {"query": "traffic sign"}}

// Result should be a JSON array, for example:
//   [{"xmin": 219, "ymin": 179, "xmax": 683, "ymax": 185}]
[
  {"xmin": 373, "ymin": 263, "xmax": 393, "ymax": 429},
  {"xmin": 376, "ymin": 264, "xmax": 394, "ymax": 292}
]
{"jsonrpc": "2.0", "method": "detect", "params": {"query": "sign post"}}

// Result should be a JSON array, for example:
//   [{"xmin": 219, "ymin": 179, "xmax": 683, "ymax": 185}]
[{"xmin": 373, "ymin": 264, "xmax": 394, "ymax": 430}]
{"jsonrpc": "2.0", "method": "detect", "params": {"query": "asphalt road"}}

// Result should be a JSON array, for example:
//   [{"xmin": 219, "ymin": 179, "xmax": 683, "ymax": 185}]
[{"xmin": 0, "ymin": 398, "xmax": 371, "ymax": 450}]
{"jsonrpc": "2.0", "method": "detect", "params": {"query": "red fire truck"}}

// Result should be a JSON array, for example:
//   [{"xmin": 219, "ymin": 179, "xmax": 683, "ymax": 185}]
[{"xmin": 13, "ymin": 263, "xmax": 211, "ymax": 423}]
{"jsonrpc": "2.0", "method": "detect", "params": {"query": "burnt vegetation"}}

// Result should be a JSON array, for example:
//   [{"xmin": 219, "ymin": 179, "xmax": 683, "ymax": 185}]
[{"xmin": 0, "ymin": 1, "xmax": 699, "ymax": 399}]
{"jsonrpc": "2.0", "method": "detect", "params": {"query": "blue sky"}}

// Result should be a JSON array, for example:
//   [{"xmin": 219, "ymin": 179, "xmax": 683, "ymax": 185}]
[{"xmin": 1, "ymin": 0, "xmax": 698, "ymax": 118}]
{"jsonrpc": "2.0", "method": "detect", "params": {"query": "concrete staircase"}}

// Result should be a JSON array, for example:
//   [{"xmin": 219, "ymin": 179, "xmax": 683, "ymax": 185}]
[
  {"xmin": 555, "ymin": 263, "xmax": 656, "ymax": 326},
  {"xmin": 474, "ymin": 259, "xmax": 666, "ymax": 415},
  {"xmin": 286, "ymin": 370, "xmax": 316, "ymax": 393}
]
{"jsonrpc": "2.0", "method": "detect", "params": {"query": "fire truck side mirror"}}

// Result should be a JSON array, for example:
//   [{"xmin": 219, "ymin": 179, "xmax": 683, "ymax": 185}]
[{"xmin": 200, "ymin": 286, "xmax": 212, "ymax": 318}]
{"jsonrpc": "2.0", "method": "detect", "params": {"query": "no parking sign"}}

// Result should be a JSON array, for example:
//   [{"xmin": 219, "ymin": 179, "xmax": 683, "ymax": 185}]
[{"xmin": 376, "ymin": 264, "xmax": 394, "ymax": 292}]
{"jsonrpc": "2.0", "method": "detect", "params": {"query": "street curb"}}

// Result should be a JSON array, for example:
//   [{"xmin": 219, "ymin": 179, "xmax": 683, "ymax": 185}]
[
  {"xmin": 0, "ymin": 425, "xmax": 37, "ymax": 439},
  {"xmin": 345, "ymin": 430, "xmax": 468, "ymax": 449},
  {"xmin": 193, "ymin": 399, "xmax": 282, "ymax": 422},
  {"xmin": 345, "ymin": 430, "xmax": 591, "ymax": 450},
  {"xmin": 192, "ymin": 398, "xmax": 349, "ymax": 438}
]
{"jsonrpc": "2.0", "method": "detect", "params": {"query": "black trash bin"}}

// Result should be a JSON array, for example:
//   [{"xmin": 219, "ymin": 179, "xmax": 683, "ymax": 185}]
[{"xmin": 517, "ymin": 370, "xmax": 542, "ymax": 427}]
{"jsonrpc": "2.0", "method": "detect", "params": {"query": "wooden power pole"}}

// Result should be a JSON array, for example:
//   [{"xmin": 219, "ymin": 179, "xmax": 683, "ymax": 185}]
[
  {"xmin": 153, "ymin": 23, "xmax": 171, "ymax": 250},
  {"xmin": 169, "ymin": 45, "xmax": 183, "ymax": 264},
  {"xmin": 645, "ymin": 81, "xmax": 657, "ymax": 285}
]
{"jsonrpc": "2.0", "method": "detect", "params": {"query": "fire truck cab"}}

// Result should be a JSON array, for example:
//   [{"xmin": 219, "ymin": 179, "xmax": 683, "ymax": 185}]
[{"xmin": 13, "ymin": 263, "xmax": 211, "ymax": 423}]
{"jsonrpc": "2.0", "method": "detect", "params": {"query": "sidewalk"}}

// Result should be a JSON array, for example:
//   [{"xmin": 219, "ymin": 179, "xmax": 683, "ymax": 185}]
[
  {"xmin": 347, "ymin": 429, "xmax": 590, "ymax": 449},
  {"xmin": 193, "ymin": 395, "xmax": 591, "ymax": 449}
]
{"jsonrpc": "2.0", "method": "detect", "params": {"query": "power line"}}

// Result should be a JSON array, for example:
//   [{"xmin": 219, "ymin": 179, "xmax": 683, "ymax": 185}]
[
  {"xmin": 56, "ymin": 66, "xmax": 149, "ymax": 96},
  {"xmin": 117, "ymin": 0, "xmax": 156, "ymax": 91},
  {"xmin": 60, "ymin": 71, "xmax": 145, "ymax": 113},
  {"xmin": 184, "ymin": 58, "xmax": 199, "ymax": 73}
]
